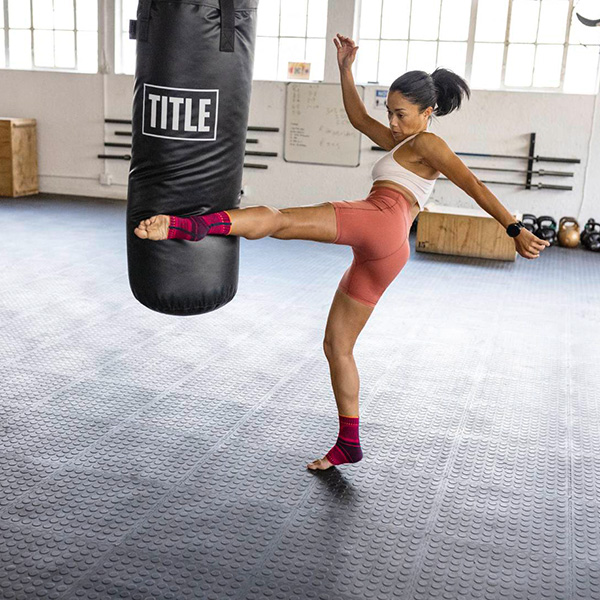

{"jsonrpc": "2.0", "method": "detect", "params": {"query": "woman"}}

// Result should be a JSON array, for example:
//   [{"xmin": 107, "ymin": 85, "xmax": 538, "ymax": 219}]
[{"xmin": 134, "ymin": 34, "xmax": 549, "ymax": 471}]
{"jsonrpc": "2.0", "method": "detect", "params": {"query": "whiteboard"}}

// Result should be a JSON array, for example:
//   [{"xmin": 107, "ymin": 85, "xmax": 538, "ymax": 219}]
[{"xmin": 284, "ymin": 82, "xmax": 363, "ymax": 167}]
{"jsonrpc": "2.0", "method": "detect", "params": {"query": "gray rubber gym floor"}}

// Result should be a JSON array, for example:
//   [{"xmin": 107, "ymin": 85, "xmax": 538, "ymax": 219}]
[{"xmin": 1, "ymin": 193, "xmax": 599, "ymax": 600}]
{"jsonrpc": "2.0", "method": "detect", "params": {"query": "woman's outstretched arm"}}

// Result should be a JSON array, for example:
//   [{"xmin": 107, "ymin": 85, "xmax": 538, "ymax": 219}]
[{"xmin": 413, "ymin": 133, "xmax": 550, "ymax": 259}]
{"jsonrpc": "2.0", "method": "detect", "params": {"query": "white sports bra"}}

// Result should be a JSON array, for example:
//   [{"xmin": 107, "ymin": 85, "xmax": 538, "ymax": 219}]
[{"xmin": 371, "ymin": 132, "xmax": 438, "ymax": 210}]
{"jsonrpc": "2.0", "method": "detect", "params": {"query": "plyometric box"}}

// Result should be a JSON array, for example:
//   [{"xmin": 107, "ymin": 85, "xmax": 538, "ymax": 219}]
[
  {"xmin": 416, "ymin": 202, "xmax": 521, "ymax": 262},
  {"xmin": 0, "ymin": 118, "xmax": 39, "ymax": 198}
]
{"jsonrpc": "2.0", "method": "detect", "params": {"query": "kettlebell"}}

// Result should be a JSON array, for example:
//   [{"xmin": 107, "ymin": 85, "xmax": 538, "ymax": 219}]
[
  {"xmin": 536, "ymin": 216, "xmax": 558, "ymax": 246},
  {"xmin": 558, "ymin": 216, "xmax": 580, "ymax": 248},
  {"xmin": 581, "ymin": 219, "xmax": 600, "ymax": 252},
  {"xmin": 522, "ymin": 214, "xmax": 538, "ymax": 235}
]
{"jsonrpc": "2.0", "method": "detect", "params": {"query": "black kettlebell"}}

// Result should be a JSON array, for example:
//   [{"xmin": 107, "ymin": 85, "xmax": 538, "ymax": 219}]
[
  {"xmin": 522, "ymin": 214, "xmax": 538, "ymax": 235},
  {"xmin": 536, "ymin": 216, "xmax": 558, "ymax": 246},
  {"xmin": 581, "ymin": 219, "xmax": 600, "ymax": 252}
]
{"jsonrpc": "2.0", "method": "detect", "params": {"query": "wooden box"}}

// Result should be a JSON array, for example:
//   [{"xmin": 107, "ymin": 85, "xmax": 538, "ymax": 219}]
[
  {"xmin": 416, "ymin": 202, "xmax": 521, "ymax": 262},
  {"xmin": 0, "ymin": 118, "xmax": 39, "ymax": 197}
]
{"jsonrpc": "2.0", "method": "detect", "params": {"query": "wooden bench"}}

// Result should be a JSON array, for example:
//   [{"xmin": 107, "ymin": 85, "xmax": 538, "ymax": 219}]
[
  {"xmin": 416, "ymin": 202, "xmax": 521, "ymax": 262},
  {"xmin": 0, "ymin": 118, "xmax": 39, "ymax": 197}
]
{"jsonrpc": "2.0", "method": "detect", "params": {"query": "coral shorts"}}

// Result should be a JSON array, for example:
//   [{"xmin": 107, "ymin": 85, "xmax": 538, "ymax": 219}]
[{"xmin": 329, "ymin": 187, "xmax": 413, "ymax": 308}]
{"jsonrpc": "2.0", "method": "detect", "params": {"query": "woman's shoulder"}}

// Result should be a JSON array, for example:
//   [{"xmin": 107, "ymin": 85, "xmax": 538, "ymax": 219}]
[
  {"xmin": 410, "ymin": 131, "xmax": 448, "ymax": 156},
  {"xmin": 413, "ymin": 131, "xmax": 442, "ymax": 144}
]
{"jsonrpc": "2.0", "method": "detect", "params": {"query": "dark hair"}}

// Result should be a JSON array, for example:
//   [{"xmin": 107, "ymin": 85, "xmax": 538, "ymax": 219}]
[{"xmin": 389, "ymin": 67, "xmax": 471, "ymax": 119}]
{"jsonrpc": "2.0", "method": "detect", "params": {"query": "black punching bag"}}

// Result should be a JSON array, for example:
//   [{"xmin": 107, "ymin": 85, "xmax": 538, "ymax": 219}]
[{"xmin": 126, "ymin": 0, "xmax": 258, "ymax": 315}]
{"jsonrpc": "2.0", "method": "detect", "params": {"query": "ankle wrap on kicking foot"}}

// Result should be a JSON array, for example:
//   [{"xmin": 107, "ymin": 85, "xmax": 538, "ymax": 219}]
[
  {"xmin": 325, "ymin": 415, "xmax": 363, "ymax": 466},
  {"xmin": 167, "ymin": 211, "xmax": 232, "ymax": 241}
]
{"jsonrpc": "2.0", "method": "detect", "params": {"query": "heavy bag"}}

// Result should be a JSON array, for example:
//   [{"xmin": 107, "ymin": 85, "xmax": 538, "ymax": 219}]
[{"xmin": 126, "ymin": 0, "xmax": 259, "ymax": 315}]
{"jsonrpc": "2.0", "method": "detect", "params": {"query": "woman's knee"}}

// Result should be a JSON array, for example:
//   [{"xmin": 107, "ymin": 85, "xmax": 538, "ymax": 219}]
[
  {"xmin": 244, "ymin": 205, "xmax": 283, "ymax": 239},
  {"xmin": 323, "ymin": 337, "xmax": 354, "ymax": 359}
]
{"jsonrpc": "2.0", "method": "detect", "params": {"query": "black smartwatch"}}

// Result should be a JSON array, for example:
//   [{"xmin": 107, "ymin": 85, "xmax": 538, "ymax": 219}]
[{"xmin": 506, "ymin": 221, "xmax": 524, "ymax": 238}]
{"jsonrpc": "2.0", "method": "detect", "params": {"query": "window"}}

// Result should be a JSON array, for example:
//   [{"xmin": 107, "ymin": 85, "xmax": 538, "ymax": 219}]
[
  {"xmin": 356, "ymin": 0, "xmax": 470, "ymax": 85},
  {"xmin": 117, "ymin": 0, "xmax": 136, "ymax": 74},
  {"xmin": 254, "ymin": 0, "xmax": 327, "ymax": 81},
  {"xmin": 116, "ymin": 0, "xmax": 328, "ymax": 81},
  {"xmin": 356, "ymin": 0, "xmax": 600, "ymax": 94},
  {"xmin": 0, "ymin": 0, "xmax": 98, "ymax": 72}
]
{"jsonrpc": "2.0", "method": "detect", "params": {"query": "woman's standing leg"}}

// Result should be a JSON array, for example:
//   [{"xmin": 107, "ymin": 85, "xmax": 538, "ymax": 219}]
[{"xmin": 307, "ymin": 288, "xmax": 375, "ymax": 471}]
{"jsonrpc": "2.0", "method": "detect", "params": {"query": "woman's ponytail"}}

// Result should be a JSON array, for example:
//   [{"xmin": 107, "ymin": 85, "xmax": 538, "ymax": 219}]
[{"xmin": 430, "ymin": 67, "xmax": 471, "ymax": 116}]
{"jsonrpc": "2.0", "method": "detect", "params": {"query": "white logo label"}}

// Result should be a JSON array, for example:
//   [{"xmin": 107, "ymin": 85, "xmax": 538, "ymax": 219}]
[{"xmin": 142, "ymin": 83, "xmax": 219, "ymax": 141}]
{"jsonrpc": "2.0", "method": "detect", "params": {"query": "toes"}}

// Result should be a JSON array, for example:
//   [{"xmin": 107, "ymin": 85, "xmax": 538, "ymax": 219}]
[{"xmin": 307, "ymin": 458, "xmax": 332, "ymax": 470}]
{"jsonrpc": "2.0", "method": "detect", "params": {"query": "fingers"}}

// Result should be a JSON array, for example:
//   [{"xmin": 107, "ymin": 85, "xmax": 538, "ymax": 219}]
[
  {"xmin": 335, "ymin": 32, "xmax": 356, "ymax": 47},
  {"xmin": 517, "ymin": 231, "xmax": 551, "ymax": 259},
  {"xmin": 520, "ymin": 245, "xmax": 541, "ymax": 259}
]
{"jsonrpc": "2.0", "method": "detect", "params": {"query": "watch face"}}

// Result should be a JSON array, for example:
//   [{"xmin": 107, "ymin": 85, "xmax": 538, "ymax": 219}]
[{"xmin": 507, "ymin": 223, "xmax": 521, "ymax": 237}]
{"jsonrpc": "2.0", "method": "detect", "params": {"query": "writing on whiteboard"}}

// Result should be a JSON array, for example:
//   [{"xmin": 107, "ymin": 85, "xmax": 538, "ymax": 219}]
[{"xmin": 284, "ymin": 83, "xmax": 362, "ymax": 166}]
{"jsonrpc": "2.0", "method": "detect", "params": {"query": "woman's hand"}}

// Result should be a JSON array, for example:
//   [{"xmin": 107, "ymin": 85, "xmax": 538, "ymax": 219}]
[
  {"xmin": 333, "ymin": 33, "xmax": 358, "ymax": 70},
  {"xmin": 514, "ymin": 228, "xmax": 550, "ymax": 259}
]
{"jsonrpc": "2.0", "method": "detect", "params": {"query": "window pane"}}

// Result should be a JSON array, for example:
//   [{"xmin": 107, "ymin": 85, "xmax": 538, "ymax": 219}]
[
  {"xmin": 306, "ymin": 0, "xmax": 326, "ymax": 38},
  {"xmin": 471, "ymin": 42, "xmax": 503, "ymax": 88},
  {"xmin": 76, "ymin": 0, "xmax": 98, "ymax": 31},
  {"xmin": 360, "ymin": 0, "xmax": 382, "ymax": 39},
  {"xmin": 305, "ymin": 37, "xmax": 325, "ymax": 81},
  {"xmin": 54, "ymin": 0, "xmax": 74, "ymax": 30},
  {"xmin": 280, "ymin": 0, "xmax": 307, "ymax": 37},
  {"xmin": 355, "ymin": 39, "xmax": 379, "ymax": 83},
  {"xmin": 9, "ymin": 30, "xmax": 33, "ymax": 69},
  {"xmin": 437, "ymin": 41, "xmax": 467, "ymax": 77},
  {"xmin": 378, "ymin": 40, "xmax": 408, "ymax": 86},
  {"xmin": 33, "ymin": 0, "xmax": 54, "ymax": 30},
  {"xmin": 77, "ymin": 30, "xmax": 97, "ymax": 72},
  {"xmin": 121, "ymin": 31, "xmax": 136, "ymax": 74},
  {"xmin": 254, "ymin": 36, "xmax": 278, "ymax": 80},
  {"xmin": 564, "ymin": 44, "xmax": 600, "ymax": 94},
  {"xmin": 509, "ymin": 0, "xmax": 539, "ymax": 43},
  {"xmin": 277, "ymin": 37, "xmax": 305, "ymax": 79},
  {"xmin": 257, "ymin": 0, "xmax": 279, "ymax": 37},
  {"xmin": 532, "ymin": 44, "xmax": 562, "ymax": 88},
  {"xmin": 407, "ymin": 40, "xmax": 437, "ymax": 72},
  {"xmin": 8, "ymin": 0, "xmax": 32, "ymax": 28},
  {"xmin": 475, "ymin": 0, "xmax": 508, "ymax": 42},
  {"xmin": 439, "ymin": 0, "xmax": 471, "ymax": 41},
  {"xmin": 122, "ymin": 0, "xmax": 138, "ymax": 25},
  {"xmin": 381, "ymin": 0, "xmax": 410, "ymax": 40},
  {"xmin": 410, "ymin": 0, "xmax": 441, "ymax": 41},
  {"xmin": 55, "ymin": 30, "xmax": 75, "ymax": 68},
  {"xmin": 505, "ymin": 43, "xmax": 535, "ymax": 86},
  {"xmin": 537, "ymin": 0, "xmax": 568, "ymax": 44},
  {"xmin": 34, "ymin": 30, "xmax": 54, "ymax": 67}
]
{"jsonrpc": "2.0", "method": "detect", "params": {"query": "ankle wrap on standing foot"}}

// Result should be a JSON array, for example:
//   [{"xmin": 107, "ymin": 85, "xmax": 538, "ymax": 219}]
[
  {"xmin": 325, "ymin": 415, "xmax": 363, "ymax": 466},
  {"xmin": 167, "ymin": 211, "xmax": 232, "ymax": 241}
]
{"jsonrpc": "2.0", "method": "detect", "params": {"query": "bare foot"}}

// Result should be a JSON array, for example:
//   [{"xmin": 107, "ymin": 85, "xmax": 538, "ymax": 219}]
[
  {"xmin": 134, "ymin": 215, "xmax": 170, "ymax": 240},
  {"xmin": 307, "ymin": 456, "xmax": 334, "ymax": 470}
]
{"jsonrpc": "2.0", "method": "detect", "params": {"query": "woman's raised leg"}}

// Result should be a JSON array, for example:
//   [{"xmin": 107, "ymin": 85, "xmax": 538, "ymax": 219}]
[{"xmin": 134, "ymin": 202, "xmax": 338, "ymax": 243}]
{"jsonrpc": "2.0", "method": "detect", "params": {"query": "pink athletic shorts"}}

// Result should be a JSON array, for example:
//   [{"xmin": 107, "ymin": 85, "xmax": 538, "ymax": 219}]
[{"xmin": 329, "ymin": 187, "xmax": 413, "ymax": 308}]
